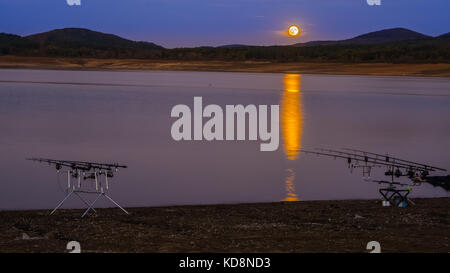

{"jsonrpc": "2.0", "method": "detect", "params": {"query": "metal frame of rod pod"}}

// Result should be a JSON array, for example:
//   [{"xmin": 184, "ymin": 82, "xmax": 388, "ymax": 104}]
[{"xmin": 28, "ymin": 158, "xmax": 129, "ymax": 218}]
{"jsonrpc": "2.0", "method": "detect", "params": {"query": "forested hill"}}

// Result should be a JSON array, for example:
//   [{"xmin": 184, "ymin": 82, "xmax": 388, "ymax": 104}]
[{"xmin": 0, "ymin": 27, "xmax": 449, "ymax": 63}]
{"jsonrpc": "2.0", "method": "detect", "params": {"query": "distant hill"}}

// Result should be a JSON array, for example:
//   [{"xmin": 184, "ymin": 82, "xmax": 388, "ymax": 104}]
[
  {"xmin": 346, "ymin": 28, "xmax": 430, "ymax": 44},
  {"xmin": 26, "ymin": 28, "xmax": 163, "ymax": 50},
  {"xmin": 0, "ymin": 33, "xmax": 38, "ymax": 55},
  {"xmin": 0, "ymin": 27, "xmax": 449, "ymax": 63},
  {"xmin": 437, "ymin": 32, "xmax": 450, "ymax": 39},
  {"xmin": 295, "ymin": 28, "xmax": 431, "ymax": 46},
  {"xmin": 0, "ymin": 33, "xmax": 35, "ymax": 46},
  {"xmin": 0, "ymin": 28, "xmax": 164, "ymax": 58},
  {"xmin": 0, "ymin": 33, "xmax": 28, "ymax": 44},
  {"xmin": 217, "ymin": 44, "xmax": 253, "ymax": 48}
]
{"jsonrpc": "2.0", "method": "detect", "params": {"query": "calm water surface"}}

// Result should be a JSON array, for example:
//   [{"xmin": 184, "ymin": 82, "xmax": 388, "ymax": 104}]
[{"xmin": 0, "ymin": 69, "xmax": 449, "ymax": 210}]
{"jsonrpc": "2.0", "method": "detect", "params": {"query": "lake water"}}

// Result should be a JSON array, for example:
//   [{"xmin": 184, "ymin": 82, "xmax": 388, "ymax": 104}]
[{"xmin": 0, "ymin": 69, "xmax": 449, "ymax": 210}]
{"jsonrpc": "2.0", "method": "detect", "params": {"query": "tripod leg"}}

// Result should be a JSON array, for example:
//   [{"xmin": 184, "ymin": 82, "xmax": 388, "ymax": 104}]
[
  {"xmin": 379, "ymin": 189, "xmax": 392, "ymax": 205},
  {"xmin": 50, "ymin": 191, "xmax": 74, "ymax": 215},
  {"xmin": 386, "ymin": 191, "xmax": 397, "ymax": 206},
  {"xmin": 74, "ymin": 192, "xmax": 97, "ymax": 213},
  {"xmin": 104, "ymin": 194, "xmax": 129, "ymax": 215},
  {"xmin": 403, "ymin": 190, "xmax": 415, "ymax": 205},
  {"xmin": 81, "ymin": 193, "xmax": 102, "ymax": 218}
]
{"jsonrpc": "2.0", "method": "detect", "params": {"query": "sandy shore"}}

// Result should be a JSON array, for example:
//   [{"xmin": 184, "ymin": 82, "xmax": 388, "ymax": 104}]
[
  {"xmin": 0, "ymin": 198, "xmax": 449, "ymax": 253},
  {"xmin": 1, "ymin": 56, "xmax": 450, "ymax": 77}
]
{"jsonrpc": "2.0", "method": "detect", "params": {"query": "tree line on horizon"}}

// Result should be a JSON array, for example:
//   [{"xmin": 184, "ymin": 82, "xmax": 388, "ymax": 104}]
[{"xmin": 0, "ymin": 32, "xmax": 449, "ymax": 64}]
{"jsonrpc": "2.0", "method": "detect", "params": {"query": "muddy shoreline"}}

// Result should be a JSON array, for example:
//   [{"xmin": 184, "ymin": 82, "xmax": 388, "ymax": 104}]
[
  {"xmin": 1, "ymin": 56, "xmax": 450, "ymax": 77},
  {"xmin": 0, "ymin": 198, "xmax": 449, "ymax": 253}
]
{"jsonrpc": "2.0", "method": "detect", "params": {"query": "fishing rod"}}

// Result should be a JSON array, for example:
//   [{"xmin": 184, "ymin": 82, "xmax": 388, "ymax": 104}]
[
  {"xmin": 341, "ymin": 148, "xmax": 446, "ymax": 172},
  {"xmin": 27, "ymin": 157, "xmax": 129, "ymax": 218},
  {"xmin": 301, "ymin": 149, "xmax": 432, "ymax": 174},
  {"xmin": 27, "ymin": 158, "xmax": 127, "ymax": 171},
  {"xmin": 299, "ymin": 147, "xmax": 449, "ymax": 207}
]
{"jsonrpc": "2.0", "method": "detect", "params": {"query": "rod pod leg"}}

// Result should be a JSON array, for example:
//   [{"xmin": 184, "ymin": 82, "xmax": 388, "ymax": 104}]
[{"xmin": 50, "ymin": 190, "xmax": 74, "ymax": 215}]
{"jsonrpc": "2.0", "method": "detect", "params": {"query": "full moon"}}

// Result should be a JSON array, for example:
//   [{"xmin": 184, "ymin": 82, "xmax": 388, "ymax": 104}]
[{"xmin": 287, "ymin": 25, "xmax": 300, "ymax": 37}]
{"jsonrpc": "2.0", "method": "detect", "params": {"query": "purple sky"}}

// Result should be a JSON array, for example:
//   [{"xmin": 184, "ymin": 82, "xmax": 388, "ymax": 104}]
[{"xmin": 0, "ymin": 0, "xmax": 449, "ymax": 48}]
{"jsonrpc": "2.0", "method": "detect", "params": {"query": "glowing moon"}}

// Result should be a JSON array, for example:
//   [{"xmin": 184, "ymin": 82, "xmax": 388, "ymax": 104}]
[{"xmin": 287, "ymin": 25, "xmax": 300, "ymax": 37}]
